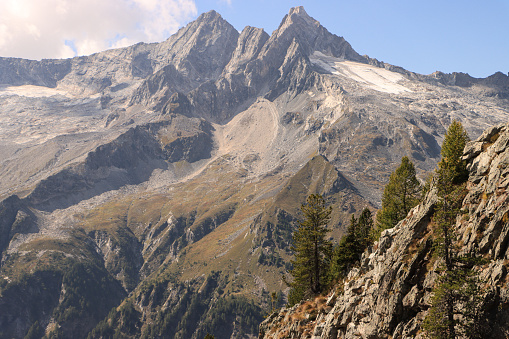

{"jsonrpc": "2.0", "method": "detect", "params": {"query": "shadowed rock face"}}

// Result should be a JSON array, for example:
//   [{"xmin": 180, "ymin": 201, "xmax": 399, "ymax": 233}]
[
  {"xmin": 1, "ymin": 6, "xmax": 509, "ymax": 339},
  {"xmin": 25, "ymin": 117, "xmax": 213, "ymax": 211},
  {"xmin": 0, "ymin": 196, "xmax": 36, "ymax": 262},
  {"xmin": 0, "ymin": 58, "xmax": 72, "ymax": 87}
]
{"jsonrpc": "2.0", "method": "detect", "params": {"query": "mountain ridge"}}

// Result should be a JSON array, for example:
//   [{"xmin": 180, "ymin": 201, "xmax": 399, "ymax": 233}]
[{"xmin": 0, "ymin": 6, "xmax": 508, "ymax": 338}]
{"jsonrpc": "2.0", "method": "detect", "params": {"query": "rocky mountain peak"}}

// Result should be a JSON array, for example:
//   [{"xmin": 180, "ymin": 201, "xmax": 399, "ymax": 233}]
[
  {"xmin": 191, "ymin": 9, "xmax": 228, "ymax": 29},
  {"xmin": 196, "ymin": 9, "xmax": 221, "ymax": 21},
  {"xmin": 153, "ymin": 8, "xmax": 239, "ymax": 81},
  {"xmin": 261, "ymin": 6, "xmax": 362, "ymax": 63},
  {"xmin": 288, "ymin": 5, "xmax": 308, "ymax": 15},
  {"xmin": 2, "ymin": 7, "xmax": 509, "ymax": 339},
  {"xmin": 272, "ymin": 6, "xmax": 320, "ymax": 43},
  {"xmin": 283, "ymin": 6, "xmax": 319, "ymax": 30}
]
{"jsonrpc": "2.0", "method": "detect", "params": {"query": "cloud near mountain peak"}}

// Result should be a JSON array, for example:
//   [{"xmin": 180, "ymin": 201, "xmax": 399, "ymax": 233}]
[{"xmin": 0, "ymin": 0, "xmax": 198, "ymax": 60}]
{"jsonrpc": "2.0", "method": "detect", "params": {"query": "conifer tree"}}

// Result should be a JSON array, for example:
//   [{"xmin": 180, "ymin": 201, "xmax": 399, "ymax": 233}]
[
  {"xmin": 438, "ymin": 120, "xmax": 470, "ymax": 184},
  {"xmin": 330, "ymin": 208, "xmax": 374, "ymax": 279},
  {"xmin": 424, "ymin": 121, "xmax": 488, "ymax": 338},
  {"xmin": 356, "ymin": 208, "xmax": 374, "ymax": 252},
  {"xmin": 376, "ymin": 156, "xmax": 421, "ymax": 234},
  {"xmin": 288, "ymin": 194, "xmax": 332, "ymax": 304}
]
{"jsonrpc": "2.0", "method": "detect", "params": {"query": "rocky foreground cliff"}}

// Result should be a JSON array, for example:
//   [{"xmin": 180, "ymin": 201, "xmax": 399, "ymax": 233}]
[{"xmin": 260, "ymin": 123, "xmax": 509, "ymax": 338}]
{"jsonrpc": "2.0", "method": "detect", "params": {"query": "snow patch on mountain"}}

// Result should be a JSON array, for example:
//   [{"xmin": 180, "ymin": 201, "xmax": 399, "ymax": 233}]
[
  {"xmin": 310, "ymin": 51, "xmax": 412, "ymax": 94},
  {"xmin": 0, "ymin": 85, "xmax": 73, "ymax": 98}
]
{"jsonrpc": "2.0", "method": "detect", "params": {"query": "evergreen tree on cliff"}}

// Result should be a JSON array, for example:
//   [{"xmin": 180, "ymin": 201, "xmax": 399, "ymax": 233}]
[
  {"xmin": 438, "ymin": 120, "xmax": 470, "ymax": 184},
  {"xmin": 288, "ymin": 194, "xmax": 332, "ymax": 305},
  {"xmin": 376, "ymin": 156, "xmax": 421, "ymax": 234},
  {"xmin": 330, "ymin": 208, "xmax": 374, "ymax": 279},
  {"xmin": 424, "ymin": 121, "xmax": 488, "ymax": 339}
]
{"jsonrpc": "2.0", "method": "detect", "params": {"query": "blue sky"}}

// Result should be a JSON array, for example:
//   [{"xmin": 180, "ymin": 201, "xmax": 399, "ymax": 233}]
[
  {"xmin": 194, "ymin": 0, "xmax": 509, "ymax": 78},
  {"xmin": 0, "ymin": 0, "xmax": 507, "ymax": 78}
]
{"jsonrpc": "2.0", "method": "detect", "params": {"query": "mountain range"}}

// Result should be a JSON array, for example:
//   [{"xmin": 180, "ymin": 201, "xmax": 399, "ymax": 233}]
[{"xmin": 0, "ymin": 6, "xmax": 508, "ymax": 338}]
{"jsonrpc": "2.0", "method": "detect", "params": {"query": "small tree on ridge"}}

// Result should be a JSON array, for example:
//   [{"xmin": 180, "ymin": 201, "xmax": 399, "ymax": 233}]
[
  {"xmin": 376, "ymin": 156, "xmax": 421, "ymax": 235},
  {"xmin": 288, "ymin": 194, "xmax": 332, "ymax": 305}
]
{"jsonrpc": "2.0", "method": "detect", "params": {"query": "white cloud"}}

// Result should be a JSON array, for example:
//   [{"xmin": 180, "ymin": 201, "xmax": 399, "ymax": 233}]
[{"xmin": 0, "ymin": 0, "xmax": 198, "ymax": 60}]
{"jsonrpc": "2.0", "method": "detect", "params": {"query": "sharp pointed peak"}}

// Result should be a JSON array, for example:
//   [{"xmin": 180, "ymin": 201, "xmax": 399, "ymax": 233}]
[
  {"xmin": 288, "ymin": 6, "xmax": 310, "ymax": 17},
  {"xmin": 277, "ymin": 6, "xmax": 319, "ymax": 32},
  {"xmin": 196, "ymin": 9, "xmax": 224, "ymax": 23},
  {"xmin": 201, "ymin": 9, "xmax": 219, "ymax": 16}
]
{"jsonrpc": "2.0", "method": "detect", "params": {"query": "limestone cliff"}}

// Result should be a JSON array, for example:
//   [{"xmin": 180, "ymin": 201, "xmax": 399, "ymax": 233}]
[{"xmin": 260, "ymin": 123, "xmax": 509, "ymax": 338}]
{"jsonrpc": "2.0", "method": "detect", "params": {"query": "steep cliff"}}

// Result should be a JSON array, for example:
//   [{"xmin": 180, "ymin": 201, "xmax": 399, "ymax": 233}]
[{"xmin": 260, "ymin": 123, "xmax": 509, "ymax": 338}]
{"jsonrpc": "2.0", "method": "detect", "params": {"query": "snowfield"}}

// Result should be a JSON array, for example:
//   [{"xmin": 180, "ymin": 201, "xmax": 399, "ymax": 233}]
[
  {"xmin": 310, "ymin": 51, "xmax": 412, "ymax": 94},
  {"xmin": 0, "ymin": 85, "xmax": 73, "ymax": 98}
]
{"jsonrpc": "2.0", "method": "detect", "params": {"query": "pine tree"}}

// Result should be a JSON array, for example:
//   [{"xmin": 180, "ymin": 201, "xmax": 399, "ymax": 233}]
[
  {"xmin": 376, "ymin": 156, "xmax": 421, "ymax": 234},
  {"xmin": 438, "ymin": 120, "xmax": 470, "ymax": 184},
  {"xmin": 288, "ymin": 194, "xmax": 332, "ymax": 305},
  {"xmin": 356, "ymin": 208, "xmax": 374, "ymax": 252},
  {"xmin": 330, "ymin": 208, "xmax": 374, "ymax": 279},
  {"xmin": 424, "ymin": 121, "xmax": 488, "ymax": 338},
  {"xmin": 424, "ymin": 177, "xmax": 466, "ymax": 339},
  {"xmin": 330, "ymin": 214, "xmax": 358, "ymax": 279}
]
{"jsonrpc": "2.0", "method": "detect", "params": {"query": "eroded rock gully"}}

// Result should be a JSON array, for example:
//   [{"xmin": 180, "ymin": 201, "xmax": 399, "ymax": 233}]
[{"xmin": 260, "ymin": 123, "xmax": 509, "ymax": 339}]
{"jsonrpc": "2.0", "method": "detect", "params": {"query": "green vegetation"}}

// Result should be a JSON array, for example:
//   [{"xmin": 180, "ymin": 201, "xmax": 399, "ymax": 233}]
[
  {"xmin": 0, "ymin": 121, "xmax": 488, "ymax": 338},
  {"xmin": 330, "ymin": 208, "xmax": 374, "ymax": 279},
  {"xmin": 287, "ymin": 192, "xmax": 375, "ymax": 306},
  {"xmin": 288, "ymin": 194, "xmax": 333, "ymax": 305},
  {"xmin": 49, "ymin": 261, "xmax": 126, "ymax": 338},
  {"xmin": 88, "ymin": 271, "xmax": 263, "ymax": 339},
  {"xmin": 24, "ymin": 321, "xmax": 44, "ymax": 339},
  {"xmin": 437, "ymin": 120, "xmax": 470, "ymax": 184},
  {"xmin": 196, "ymin": 295, "xmax": 262, "ymax": 339},
  {"xmin": 88, "ymin": 300, "xmax": 141, "ymax": 339},
  {"xmin": 376, "ymin": 156, "xmax": 421, "ymax": 234},
  {"xmin": 423, "ymin": 121, "xmax": 488, "ymax": 339}
]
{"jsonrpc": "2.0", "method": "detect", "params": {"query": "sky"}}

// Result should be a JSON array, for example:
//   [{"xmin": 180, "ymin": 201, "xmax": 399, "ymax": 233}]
[{"xmin": 0, "ymin": 0, "xmax": 507, "ymax": 78}]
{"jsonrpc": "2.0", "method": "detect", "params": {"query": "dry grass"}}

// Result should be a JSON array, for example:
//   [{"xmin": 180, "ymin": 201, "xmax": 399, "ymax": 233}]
[
  {"xmin": 277, "ymin": 330, "xmax": 289, "ymax": 338},
  {"xmin": 289, "ymin": 295, "xmax": 330, "ymax": 323},
  {"xmin": 503, "ymin": 211, "xmax": 509, "ymax": 223}
]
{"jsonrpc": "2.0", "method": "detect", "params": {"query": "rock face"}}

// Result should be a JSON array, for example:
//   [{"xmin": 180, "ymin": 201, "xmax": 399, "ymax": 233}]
[
  {"xmin": 259, "ymin": 123, "xmax": 509, "ymax": 338},
  {"xmin": 1, "ymin": 6, "xmax": 509, "ymax": 339},
  {"xmin": 25, "ymin": 117, "xmax": 213, "ymax": 210}
]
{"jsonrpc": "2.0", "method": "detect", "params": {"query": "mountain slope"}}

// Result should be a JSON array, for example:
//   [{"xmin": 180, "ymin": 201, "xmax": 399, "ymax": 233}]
[{"xmin": 0, "ymin": 6, "xmax": 509, "ymax": 339}]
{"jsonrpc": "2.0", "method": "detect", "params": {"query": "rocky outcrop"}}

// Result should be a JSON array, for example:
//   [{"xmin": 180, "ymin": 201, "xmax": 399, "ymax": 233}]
[
  {"xmin": 26, "ymin": 118, "xmax": 213, "ymax": 210},
  {"xmin": 0, "ymin": 196, "xmax": 36, "ymax": 262},
  {"xmin": 129, "ymin": 64, "xmax": 192, "ymax": 110},
  {"xmin": 260, "ymin": 123, "xmax": 509, "ymax": 338},
  {"xmin": 90, "ymin": 228, "xmax": 143, "ymax": 292},
  {"xmin": 0, "ymin": 57, "xmax": 71, "ymax": 87}
]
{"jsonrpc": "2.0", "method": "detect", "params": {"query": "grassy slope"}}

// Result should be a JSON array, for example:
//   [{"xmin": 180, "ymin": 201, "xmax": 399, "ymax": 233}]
[{"xmin": 0, "ymin": 154, "xmax": 371, "ymax": 338}]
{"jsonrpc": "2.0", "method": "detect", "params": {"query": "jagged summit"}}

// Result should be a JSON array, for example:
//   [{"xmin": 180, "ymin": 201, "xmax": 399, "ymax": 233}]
[
  {"xmin": 191, "ymin": 9, "xmax": 227, "ymax": 27},
  {"xmin": 279, "ymin": 6, "xmax": 320, "ymax": 32},
  {"xmin": 257, "ymin": 5, "xmax": 363, "ymax": 68},
  {"xmin": 289, "ymin": 5, "xmax": 308, "ymax": 15}
]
